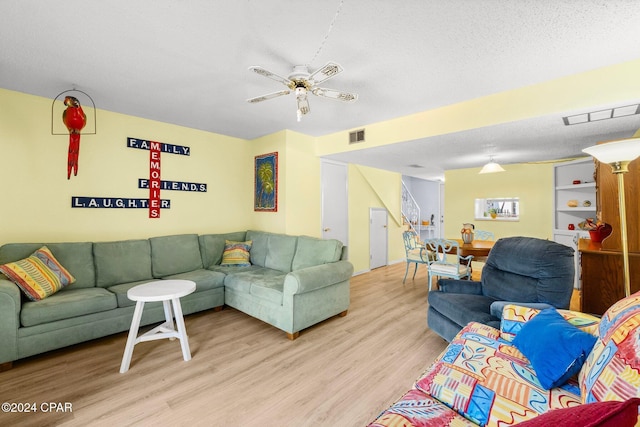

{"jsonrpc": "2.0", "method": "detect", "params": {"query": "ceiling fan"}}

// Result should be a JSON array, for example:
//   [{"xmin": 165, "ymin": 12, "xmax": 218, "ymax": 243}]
[{"xmin": 247, "ymin": 62, "xmax": 358, "ymax": 121}]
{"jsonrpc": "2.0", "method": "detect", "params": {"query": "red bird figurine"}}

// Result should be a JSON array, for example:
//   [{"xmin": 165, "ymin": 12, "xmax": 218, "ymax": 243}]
[{"xmin": 62, "ymin": 96, "xmax": 87, "ymax": 179}]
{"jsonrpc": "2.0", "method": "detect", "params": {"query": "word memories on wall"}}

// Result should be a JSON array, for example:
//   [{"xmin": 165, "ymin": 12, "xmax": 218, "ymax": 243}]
[{"xmin": 71, "ymin": 137, "xmax": 207, "ymax": 218}]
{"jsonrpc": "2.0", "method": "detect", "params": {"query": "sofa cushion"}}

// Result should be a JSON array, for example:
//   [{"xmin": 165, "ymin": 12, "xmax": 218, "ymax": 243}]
[
  {"xmin": 223, "ymin": 266, "xmax": 285, "ymax": 296},
  {"xmin": 198, "ymin": 232, "xmax": 247, "ymax": 267},
  {"xmin": 94, "ymin": 239, "xmax": 153, "ymax": 287},
  {"xmin": 516, "ymin": 398, "xmax": 640, "ymax": 427},
  {"xmin": 513, "ymin": 308, "xmax": 596, "ymax": 389},
  {"xmin": 291, "ymin": 235, "xmax": 343, "ymax": 271},
  {"xmin": 150, "ymin": 234, "xmax": 203, "ymax": 277},
  {"xmin": 416, "ymin": 321, "xmax": 582, "ymax": 426},
  {"xmin": 0, "ymin": 246, "xmax": 75, "ymax": 301},
  {"xmin": 246, "ymin": 230, "xmax": 271, "ymax": 267},
  {"xmin": 250, "ymin": 275, "xmax": 286, "ymax": 305},
  {"xmin": 265, "ymin": 234, "xmax": 297, "ymax": 273},
  {"xmin": 106, "ymin": 280, "xmax": 160, "ymax": 307},
  {"xmin": 500, "ymin": 304, "xmax": 600, "ymax": 342},
  {"xmin": 579, "ymin": 290, "xmax": 640, "ymax": 404},
  {"xmin": 0, "ymin": 242, "xmax": 95, "ymax": 288},
  {"xmin": 20, "ymin": 287, "xmax": 117, "ymax": 327},
  {"xmin": 221, "ymin": 240, "xmax": 252, "ymax": 267},
  {"xmin": 161, "ymin": 269, "xmax": 225, "ymax": 292}
]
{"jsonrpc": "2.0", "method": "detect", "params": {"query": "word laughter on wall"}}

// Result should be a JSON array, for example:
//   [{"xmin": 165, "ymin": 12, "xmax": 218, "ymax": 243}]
[{"xmin": 71, "ymin": 137, "xmax": 207, "ymax": 218}]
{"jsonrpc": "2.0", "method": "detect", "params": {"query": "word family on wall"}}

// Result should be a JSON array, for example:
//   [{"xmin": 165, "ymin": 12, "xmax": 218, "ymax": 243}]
[{"xmin": 71, "ymin": 137, "xmax": 207, "ymax": 218}]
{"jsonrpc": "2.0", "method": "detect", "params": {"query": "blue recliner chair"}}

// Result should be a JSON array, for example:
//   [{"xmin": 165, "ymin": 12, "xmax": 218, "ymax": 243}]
[{"xmin": 427, "ymin": 236, "xmax": 575, "ymax": 342}]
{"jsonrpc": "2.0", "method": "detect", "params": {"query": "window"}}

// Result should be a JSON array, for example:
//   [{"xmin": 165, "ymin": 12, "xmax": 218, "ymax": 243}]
[{"xmin": 474, "ymin": 197, "xmax": 519, "ymax": 221}]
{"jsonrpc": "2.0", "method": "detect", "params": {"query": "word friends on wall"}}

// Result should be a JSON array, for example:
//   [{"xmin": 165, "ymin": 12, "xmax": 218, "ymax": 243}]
[{"xmin": 71, "ymin": 137, "xmax": 207, "ymax": 218}]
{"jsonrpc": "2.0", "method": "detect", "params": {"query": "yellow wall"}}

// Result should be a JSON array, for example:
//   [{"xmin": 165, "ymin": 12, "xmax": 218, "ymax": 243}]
[
  {"xmin": 444, "ymin": 163, "xmax": 554, "ymax": 240},
  {"xmin": 281, "ymin": 131, "xmax": 321, "ymax": 237},
  {"xmin": 348, "ymin": 165, "xmax": 405, "ymax": 273},
  {"xmin": 0, "ymin": 88, "xmax": 252, "ymax": 244},
  {"xmin": 247, "ymin": 130, "xmax": 321, "ymax": 237},
  {"xmin": 0, "ymin": 90, "xmax": 324, "ymax": 248}
]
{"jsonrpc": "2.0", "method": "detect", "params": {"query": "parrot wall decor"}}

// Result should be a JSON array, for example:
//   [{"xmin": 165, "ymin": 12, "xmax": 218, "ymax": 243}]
[{"xmin": 62, "ymin": 96, "xmax": 87, "ymax": 179}]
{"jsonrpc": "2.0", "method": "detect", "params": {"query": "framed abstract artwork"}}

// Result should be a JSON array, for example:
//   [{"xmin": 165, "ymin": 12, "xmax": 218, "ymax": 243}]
[{"xmin": 254, "ymin": 152, "xmax": 278, "ymax": 212}]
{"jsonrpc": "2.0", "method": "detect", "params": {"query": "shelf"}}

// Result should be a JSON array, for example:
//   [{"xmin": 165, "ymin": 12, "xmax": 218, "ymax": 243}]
[
  {"xmin": 553, "ymin": 157, "xmax": 596, "ymax": 290},
  {"xmin": 556, "ymin": 182, "xmax": 596, "ymax": 190},
  {"xmin": 557, "ymin": 207, "xmax": 596, "ymax": 212}
]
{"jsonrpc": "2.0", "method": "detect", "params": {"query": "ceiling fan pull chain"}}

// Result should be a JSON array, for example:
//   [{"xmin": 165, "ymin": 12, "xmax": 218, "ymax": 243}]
[{"xmin": 307, "ymin": 0, "xmax": 344, "ymax": 67}]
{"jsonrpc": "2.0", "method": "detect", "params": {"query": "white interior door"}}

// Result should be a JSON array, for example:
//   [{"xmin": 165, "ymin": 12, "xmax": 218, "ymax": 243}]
[
  {"xmin": 370, "ymin": 208, "xmax": 388, "ymax": 269},
  {"xmin": 321, "ymin": 160, "xmax": 348, "ymax": 248}
]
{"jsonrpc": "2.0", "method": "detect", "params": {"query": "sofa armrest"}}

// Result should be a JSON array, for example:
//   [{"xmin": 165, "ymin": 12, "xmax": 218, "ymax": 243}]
[
  {"xmin": 437, "ymin": 278, "xmax": 482, "ymax": 295},
  {"xmin": 0, "ymin": 279, "xmax": 21, "ymax": 364},
  {"xmin": 490, "ymin": 301, "xmax": 554, "ymax": 319},
  {"xmin": 284, "ymin": 260, "xmax": 354, "ymax": 295}
]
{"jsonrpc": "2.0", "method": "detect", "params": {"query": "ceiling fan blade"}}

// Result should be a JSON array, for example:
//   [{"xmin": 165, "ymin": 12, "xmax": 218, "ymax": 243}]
[
  {"xmin": 308, "ymin": 62, "xmax": 343, "ymax": 85},
  {"xmin": 247, "ymin": 90, "xmax": 290, "ymax": 103},
  {"xmin": 248, "ymin": 66, "xmax": 292, "ymax": 86},
  {"xmin": 311, "ymin": 87, "xmax": 358, "ymax": 102}
]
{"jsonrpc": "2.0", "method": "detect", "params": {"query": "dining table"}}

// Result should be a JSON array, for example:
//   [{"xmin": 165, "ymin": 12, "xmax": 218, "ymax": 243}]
[{"xmin": 451, "ymin": 239, "xmax": 495, "ymax": 258}]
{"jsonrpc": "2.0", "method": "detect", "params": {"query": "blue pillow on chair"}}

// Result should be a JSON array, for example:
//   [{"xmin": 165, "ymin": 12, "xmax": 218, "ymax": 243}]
[{"xmin": 513, "ymin": 308, "xmax": 596, "ymax": 389}]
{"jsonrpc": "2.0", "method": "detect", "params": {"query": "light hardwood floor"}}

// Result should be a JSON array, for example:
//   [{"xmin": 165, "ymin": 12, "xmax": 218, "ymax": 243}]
[{"xmin": 0, "ymin": 263, "xmax": 448, "ymax": 427}]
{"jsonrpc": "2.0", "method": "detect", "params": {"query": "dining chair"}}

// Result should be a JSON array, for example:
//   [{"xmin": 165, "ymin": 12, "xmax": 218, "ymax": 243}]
[
  {"xmin": 470, "ymin": 230, "xmax": 494, "ymax": 266},
  {"xmin": 473, "ymin": 230, "xmax": 495, "ymax": 241},
  {"xmin": 402, "ymin": 231, "xmax": 431, "ymax": 283},
  {"xmin": 424, "ymin": 238, "xmax": 473, "ymax": 291}
]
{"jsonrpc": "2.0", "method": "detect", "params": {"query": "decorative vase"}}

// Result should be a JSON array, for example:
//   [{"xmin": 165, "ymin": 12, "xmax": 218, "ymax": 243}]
[
  {"xmin": 589, "ymin": 223, "xmax": 613, "ymax": 243},
  {"xmin": 461, "ymin": 223, "xmax": 474, "ymax": 243}
]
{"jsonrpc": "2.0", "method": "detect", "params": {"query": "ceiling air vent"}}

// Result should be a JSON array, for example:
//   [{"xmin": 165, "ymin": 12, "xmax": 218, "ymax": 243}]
[{"xmin": 349, "ymin": 129, "xmax": 365, "ymax": 144}]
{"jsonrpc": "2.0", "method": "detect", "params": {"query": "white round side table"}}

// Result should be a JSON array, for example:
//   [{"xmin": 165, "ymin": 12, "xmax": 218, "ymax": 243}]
[{"xmin": 119, "ymin": 279, "xmax": 196, "ymax": 373}]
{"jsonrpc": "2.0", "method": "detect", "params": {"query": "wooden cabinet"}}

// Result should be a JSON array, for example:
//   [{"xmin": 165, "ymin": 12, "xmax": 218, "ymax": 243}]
[
  {"xmin": 579, "ymin": 151, "xmax": 640, "ymax": 315},
  {"xmin": 579, "ymin": 240, "xmax": 640, "ymax": 315}
]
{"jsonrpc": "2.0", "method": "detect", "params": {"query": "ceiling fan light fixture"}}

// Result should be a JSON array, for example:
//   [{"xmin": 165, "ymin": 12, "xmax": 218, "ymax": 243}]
[
  {"xmin": 479, "ymin": 157, "xmax": 505, "ymax": 174},
  {"xmin": 248, "ymin": 61, "xmax": 355, "ymax": 120}
]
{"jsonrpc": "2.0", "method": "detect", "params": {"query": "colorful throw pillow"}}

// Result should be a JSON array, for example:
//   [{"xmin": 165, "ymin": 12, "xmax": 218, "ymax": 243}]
[
  {"xmin": 579, "ymin": 291, "xmax": 640, "ymax": 404},
  {"xmin": 220, "ymin": 240, "xmax": 252, "ymax": 267},
  {"xmin": 0, "ymin": 246, "xmax": 75, "ymax": 301},
  {"xmin": 516, "ymin": 398, "xmax": 640, "ymax": 427},
  {"xmin": 513, "ymin": 308, "xmax": 597, "ymax": 389},
  {"xmin": 501, "ymin": 304, "xmax": 600, "ymax": 342}
]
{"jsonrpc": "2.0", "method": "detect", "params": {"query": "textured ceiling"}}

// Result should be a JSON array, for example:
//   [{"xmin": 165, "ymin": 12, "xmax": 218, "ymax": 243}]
[{"xmin": 2, "ymin": 0, "xmax": 640, "ymax": 180}]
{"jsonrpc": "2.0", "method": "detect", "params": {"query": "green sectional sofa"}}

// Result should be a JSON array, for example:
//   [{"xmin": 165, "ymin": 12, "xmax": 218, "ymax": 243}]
[{"xmin": 0, "ymin": 230, "xmax": 353, "ymax": 368}]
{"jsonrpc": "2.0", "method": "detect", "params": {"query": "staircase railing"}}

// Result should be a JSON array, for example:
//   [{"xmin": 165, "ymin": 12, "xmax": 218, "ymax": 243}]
[{"xmin": 401, "ymin": 180, "xmax": 420, "ymax": 238}]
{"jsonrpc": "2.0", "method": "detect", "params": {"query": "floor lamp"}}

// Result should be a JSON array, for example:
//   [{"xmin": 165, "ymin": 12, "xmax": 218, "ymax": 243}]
[{"xmin": 583, "ymin": 138, "xmax": 640, "ymax": 297}]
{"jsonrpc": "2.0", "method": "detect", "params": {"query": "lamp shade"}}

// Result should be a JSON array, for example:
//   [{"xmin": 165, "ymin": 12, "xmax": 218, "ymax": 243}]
[
  {"xmin": 582, "ymin": 138, "xmax": 640, "ymax": 163},
  {"xmin": 479, "ymin": 161, "xmax": 505, "ymax": 174}
]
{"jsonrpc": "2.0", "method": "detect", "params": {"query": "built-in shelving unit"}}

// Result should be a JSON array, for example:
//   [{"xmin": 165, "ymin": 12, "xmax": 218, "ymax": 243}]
[{"xmin": 553, "ymin": 157, "xmax": 596, "ymax": 289}]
